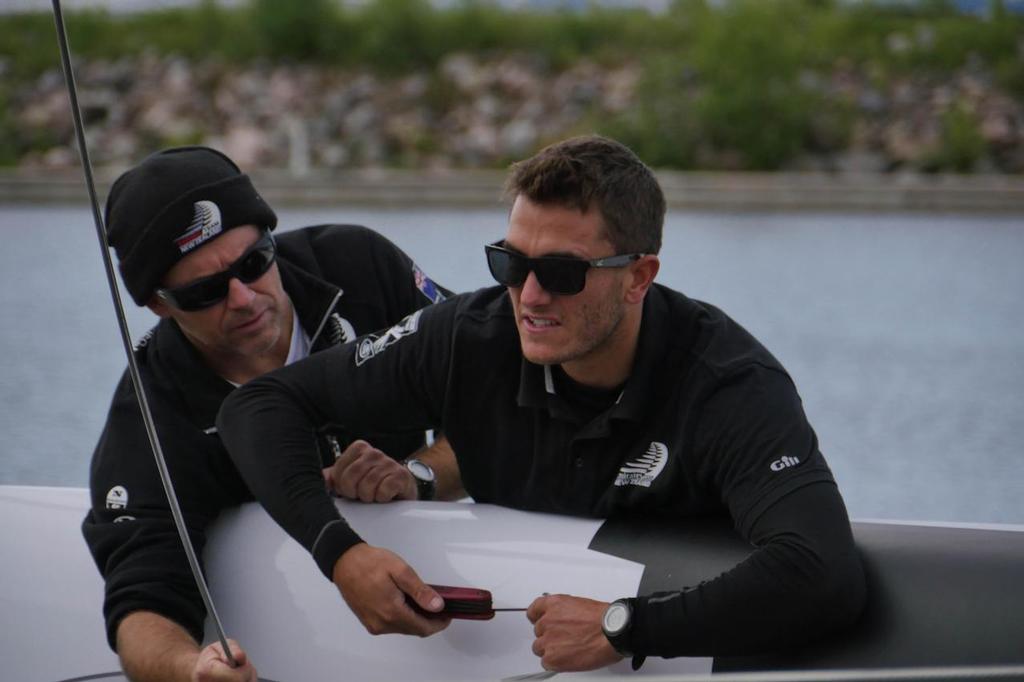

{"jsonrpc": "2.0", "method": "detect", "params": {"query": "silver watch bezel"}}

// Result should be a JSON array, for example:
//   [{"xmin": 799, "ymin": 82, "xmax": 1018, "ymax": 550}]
[
  {"xmin": 601, "ymin": 599, "xmax": 633, "ymax": 657},
  {"xmin": 405, "ymin": 458, "xmax": 435, "ymax": 483},
  {"xmin": 405, "ymin": 458, "xmax": 436, "ymax": 501}
]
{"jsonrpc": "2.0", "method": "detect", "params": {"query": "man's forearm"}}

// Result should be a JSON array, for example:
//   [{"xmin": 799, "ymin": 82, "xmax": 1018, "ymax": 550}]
[
  {"xmin": 116, "ymin": 611, "xmax": 201, "ymax": 682},
  {"xmin": 218, "ymin": 367, "xmax": 356, "ymax": 570},
  {"xmin": 413, "ymin": 436, "xmax": 465, "ymax": 501},
  {"xmin": 631, "ymin": 482, "xmax": 866, "ymax": 657}
]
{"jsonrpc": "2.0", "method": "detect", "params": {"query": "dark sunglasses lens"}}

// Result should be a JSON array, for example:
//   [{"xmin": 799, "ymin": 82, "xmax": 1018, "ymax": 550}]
[
  {"xmin": 534, "ymin": 259, "xmax": 588, "ymax": 295},
  {"xmin": 164, "ymin": 235, "xmax": 275, "ymax": 311},
  {"xmin": 236, "ymin": 245, "xmax": 275, "ymax": 283},
  {"xmin": 487, "ymin": 248, "xmax": 527, "ymax": 287},
  {"xmin": 172, "ymin": 276, "xmax": 229, "ymax": 311}
]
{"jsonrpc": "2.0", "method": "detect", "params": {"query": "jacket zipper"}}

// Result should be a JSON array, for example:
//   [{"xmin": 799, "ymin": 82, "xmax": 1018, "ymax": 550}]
[{"xmin": 308, "ymin": 289, "xmax": 344, "ymax": 349}]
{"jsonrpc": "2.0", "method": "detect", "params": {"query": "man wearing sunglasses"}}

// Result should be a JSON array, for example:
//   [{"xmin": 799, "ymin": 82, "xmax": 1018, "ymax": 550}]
[
  {"xmin": 82, "ymin": 146, "xmax": 455, "ymax": 682},
  {"xmin": 218, "ymin": 135, "xmax": 866, "ymax": 671}
]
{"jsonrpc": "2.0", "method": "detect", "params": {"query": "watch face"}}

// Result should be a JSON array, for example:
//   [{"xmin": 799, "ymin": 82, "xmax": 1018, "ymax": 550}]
[
  {"xmin": 603, "ymin": 602, "xmax": 630, "ymax": 634},
  {"xmin": 407, "ymin": 459, "xmax": 435, "ymax": 482}
]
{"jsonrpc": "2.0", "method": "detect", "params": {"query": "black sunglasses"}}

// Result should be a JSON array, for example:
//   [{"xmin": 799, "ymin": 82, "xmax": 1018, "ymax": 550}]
[
  {"xmin": 156, "ymin": 230, "xmax": 277, "ymax": 311},
  {"xmin": 485, "ymin": 241, "xmax": 643, "ymax": 296}
]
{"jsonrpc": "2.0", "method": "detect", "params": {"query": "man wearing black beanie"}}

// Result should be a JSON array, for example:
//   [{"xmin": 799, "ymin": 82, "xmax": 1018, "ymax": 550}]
[{"xmin": 82, "ymin": 146, "xmax": 458, "ymax": 682}]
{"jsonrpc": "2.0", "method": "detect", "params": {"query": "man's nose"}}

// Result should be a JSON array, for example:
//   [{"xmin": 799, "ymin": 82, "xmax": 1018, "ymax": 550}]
[
  {"xmin": 517, "ymin": 270, "xmax": 551, "ymax": 306},
  {"xmin": 225, "ymin": 277, "xmax": 257, "ymax": 308}
]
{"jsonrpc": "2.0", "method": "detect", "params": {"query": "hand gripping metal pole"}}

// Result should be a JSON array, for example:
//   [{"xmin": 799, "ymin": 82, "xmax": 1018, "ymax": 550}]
[{"xmin": 50, "ymin": 0, "xmax": 238, "ymax": 667}]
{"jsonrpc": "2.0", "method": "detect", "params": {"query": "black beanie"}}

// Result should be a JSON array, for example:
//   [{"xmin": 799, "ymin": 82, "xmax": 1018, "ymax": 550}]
[{"xmin": 104, "ymin": 146, "xmax": 278, "ymax": 306}]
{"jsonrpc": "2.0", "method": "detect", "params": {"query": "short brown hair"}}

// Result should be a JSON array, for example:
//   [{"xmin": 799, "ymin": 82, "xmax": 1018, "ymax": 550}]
[{"xmin": 504, "ymin": 135, "xmax": 664, "ymax": 255}]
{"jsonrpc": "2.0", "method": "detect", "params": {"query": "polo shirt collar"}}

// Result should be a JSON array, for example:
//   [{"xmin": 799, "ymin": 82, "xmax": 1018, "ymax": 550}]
[
  {"xmin": 518, "ymin": 361, "xmax": 609, "ymax": 423},
  {"xmin": 516, "ymin": 357, "xmax": 549, "ymax": 410}
]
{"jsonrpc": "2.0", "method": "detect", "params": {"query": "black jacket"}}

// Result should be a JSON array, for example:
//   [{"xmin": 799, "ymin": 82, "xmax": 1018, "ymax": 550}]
[
  {"xmin": 219, "ymin": 284, "xmax": 866, "ymax": 658},
  {"xmin": 82, "ymin": 224, "xmax": 447, "ymax": 649}
]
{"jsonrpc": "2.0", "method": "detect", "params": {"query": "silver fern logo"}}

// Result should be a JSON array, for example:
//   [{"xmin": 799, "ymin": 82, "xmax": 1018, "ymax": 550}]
[
  {"xmin": 614, "ymin": 441, "xmax": 669, "ymax": 488},
  {"xmin": 174, "ymin": 200, "xmax": 223, "ymax": 253}
]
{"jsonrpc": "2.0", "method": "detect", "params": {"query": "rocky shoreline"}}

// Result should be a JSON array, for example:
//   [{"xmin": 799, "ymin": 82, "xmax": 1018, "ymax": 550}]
[
  {"xmin": 5, "ymin": 51, "xmax": 1023, "ymax": 211},
  {"xmin": 8, "ymin": 51, "xmax": 1024, "ymax": 174}
]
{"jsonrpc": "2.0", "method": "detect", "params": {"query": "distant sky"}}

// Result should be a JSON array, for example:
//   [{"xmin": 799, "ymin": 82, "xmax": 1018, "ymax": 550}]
[
  {"xmin": 9, "ymin": 0, "xmax": 1022, "ymax": 14},
  {"xmin": 7, "ymin": 0, "xmax": 243, "ymax": 12}
]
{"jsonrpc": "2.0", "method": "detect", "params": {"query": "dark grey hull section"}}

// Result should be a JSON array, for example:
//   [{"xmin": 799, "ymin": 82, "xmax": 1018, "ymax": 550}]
[{"xmin": 591, "ymin": 517, "xmax": 1024, "ymax": 671}]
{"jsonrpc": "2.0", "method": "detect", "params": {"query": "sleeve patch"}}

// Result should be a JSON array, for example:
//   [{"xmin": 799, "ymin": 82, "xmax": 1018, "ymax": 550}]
[
  {"xmin": 413, "ymin": 263, "xmax": 445, "ymax": 304},
  {"xmin": 355, "ymin": 309, "xmax": 423, "ymax": 366}
]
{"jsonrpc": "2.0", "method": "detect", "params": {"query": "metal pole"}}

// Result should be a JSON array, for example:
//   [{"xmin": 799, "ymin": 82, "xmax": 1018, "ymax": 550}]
[{"xmin": 50, "ymin": 0, "xmax": 237, "ymax": 667}]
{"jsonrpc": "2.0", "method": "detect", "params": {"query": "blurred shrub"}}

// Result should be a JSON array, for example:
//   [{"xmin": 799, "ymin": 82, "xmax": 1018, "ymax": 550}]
[
  {"xmin": 351, "ymin": 0, "xmax": 444, "ymax": 72},
  {"xmin": 248, "ymin": 0, "xmax": 340, "ymax": 59},
  {"xmin": 0, "ymin": 88, "xmax": 19, "ymax": 166},
  {"xmin": 922, "ymin": 100, "xmax": 987, "ymax": 171},
  {"xmin": 689, "ymin": 0, "xmax": 828, "ymax": 169},
  {"xmin": 0, "ymin": 12, "xmax": 63, "ymax": 79},
  {"xmin": 599, "ymin": 56, "xmax": 701, "ymax": 169},
  {"xmin": 606, "ymin": 0, "xmax": 852, "ymax": 170}
]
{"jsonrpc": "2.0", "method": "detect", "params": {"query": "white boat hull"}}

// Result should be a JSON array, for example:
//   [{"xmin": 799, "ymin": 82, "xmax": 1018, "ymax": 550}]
[{"xmin": 3, "ymin": 485, "xmax": 1023, "ymax": 682}]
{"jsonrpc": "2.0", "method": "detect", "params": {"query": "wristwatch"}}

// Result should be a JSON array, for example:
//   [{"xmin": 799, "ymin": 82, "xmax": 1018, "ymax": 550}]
[
  {"xmin": 405, "ymin": 458, "xmax": 436, "ymax": 501},
  {"xmin": 601, "ymin": 598, "xmax": 634, "ymax": 657}
]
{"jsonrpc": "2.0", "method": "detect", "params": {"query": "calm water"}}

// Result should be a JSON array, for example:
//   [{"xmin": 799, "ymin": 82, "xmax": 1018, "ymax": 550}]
[{"xmin": 1, "ymin": 204, "xmax": 1022, "ymax": 524}]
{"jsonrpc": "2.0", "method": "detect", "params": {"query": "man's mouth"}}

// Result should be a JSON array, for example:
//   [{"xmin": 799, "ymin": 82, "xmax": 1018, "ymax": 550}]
[
  {"xmin": 523, "ymin": 315, "xmax": 559, "ymax": 330},
  {"xmin": 233, "ymin": 309, "xmax": 266, "ymax": 332}
]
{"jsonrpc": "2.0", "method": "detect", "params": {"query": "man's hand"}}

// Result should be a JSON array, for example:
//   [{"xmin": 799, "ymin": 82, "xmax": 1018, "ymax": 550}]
[
  {"xmin": 526, "ymin": 594, "xmax": 623, "ymax": 672},
  {"xmin": 333, "ymin": 543, "xmax": 451, "ymax": 636},
  {"xmin": 323, "ymin": 439, "xmax": 416, "ymax": 503},
  {"xmin": 117, "ymin": 611, "xmax": 258, "ymax": 682},
  {"xmin": 193, "ymin": 640, "xmax": 257, "ymax": 682}
]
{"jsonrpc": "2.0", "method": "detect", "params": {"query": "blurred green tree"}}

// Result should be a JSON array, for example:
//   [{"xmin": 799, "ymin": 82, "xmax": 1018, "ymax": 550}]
[
  {"xmin": 925, "ymin": 100, "xmax": 986, "ymax": 172},
  {"xmin": 689, "ymin": 0, "xmax": 830, "ymax": 169},
  {"xmin": 249, "ymin": 0, "xmax": 340, "ymax": 60}
]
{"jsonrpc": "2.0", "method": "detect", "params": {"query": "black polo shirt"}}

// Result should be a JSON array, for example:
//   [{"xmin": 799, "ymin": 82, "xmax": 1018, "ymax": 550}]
[
  {"xmin": 219, "ymin": 283, "xmax": 864, "ymax": 658},
  {"xmin": 444, "ymin": 285, "xmax": 835, "ymax": 530}
]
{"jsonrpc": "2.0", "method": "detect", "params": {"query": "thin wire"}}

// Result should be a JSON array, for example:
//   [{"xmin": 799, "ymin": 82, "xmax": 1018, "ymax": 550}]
[{"xmin": 50, "ymin": 0, "xmax": 237, "ymax": 668}]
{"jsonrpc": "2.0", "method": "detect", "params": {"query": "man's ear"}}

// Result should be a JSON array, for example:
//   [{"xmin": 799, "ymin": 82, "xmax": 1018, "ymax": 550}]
[
  {"xmin": 146, "ymin": 294, "xmax": 172, "ymax": 319},
  {"xmin": 624, "ymin": 255, "xmax": 659, "ymax": 305}
]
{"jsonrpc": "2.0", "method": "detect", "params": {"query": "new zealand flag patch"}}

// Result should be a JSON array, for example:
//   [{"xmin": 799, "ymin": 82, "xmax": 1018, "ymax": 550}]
[{"xmin": 413, "ymin": 264, "xmax": 445, "ymax": 304}]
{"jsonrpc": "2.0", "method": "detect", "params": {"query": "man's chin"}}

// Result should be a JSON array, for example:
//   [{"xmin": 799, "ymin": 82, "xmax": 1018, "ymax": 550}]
[
  {"xmin": 229, "ymin": 326, "xmax": 279, "ymax": 354},
  {"xmin": 520, "ymin": 341, "xmax": 570, "ymax": 367}
]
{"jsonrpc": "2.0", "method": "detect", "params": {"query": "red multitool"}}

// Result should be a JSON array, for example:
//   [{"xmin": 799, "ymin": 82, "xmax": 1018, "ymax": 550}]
[{"xmin": 406, "ymin": 585, "xmax": 527, "ymax": 620}]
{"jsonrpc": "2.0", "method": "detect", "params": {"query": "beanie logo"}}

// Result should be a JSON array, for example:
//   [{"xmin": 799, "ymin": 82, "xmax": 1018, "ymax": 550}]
[{"xmin": 175, "ymin": 200, "xmax": 223, "ymax": 254}]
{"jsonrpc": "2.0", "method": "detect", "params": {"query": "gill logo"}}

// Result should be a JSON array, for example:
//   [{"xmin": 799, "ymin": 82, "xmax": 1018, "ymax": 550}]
[{"xmin": 770, "ymin": 455, "xmax": 801, "ymax": 472}]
